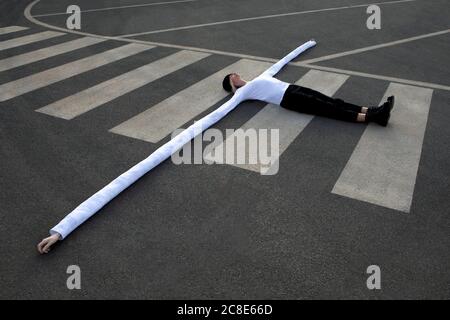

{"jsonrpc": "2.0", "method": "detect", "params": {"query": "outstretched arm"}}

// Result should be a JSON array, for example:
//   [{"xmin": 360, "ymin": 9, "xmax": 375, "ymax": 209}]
[
  {"xmin": 261, "ymin": 39, "xmax": 316, "ymax": 77},
  {"xmin": 37, "ymin": 92, "xmax": 245, "ymax": 254}
]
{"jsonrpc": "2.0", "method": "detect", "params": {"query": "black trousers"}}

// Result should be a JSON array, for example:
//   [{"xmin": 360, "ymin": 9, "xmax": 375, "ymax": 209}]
[{"xmin": 280, "ymin": 84, "xmax": 362, "ymax": 122}]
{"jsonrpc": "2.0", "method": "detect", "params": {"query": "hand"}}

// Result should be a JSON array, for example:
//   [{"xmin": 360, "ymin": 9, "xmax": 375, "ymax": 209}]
[{"xmin": 37, "ymin": 233, "xmax": 61, "ymax": 254}]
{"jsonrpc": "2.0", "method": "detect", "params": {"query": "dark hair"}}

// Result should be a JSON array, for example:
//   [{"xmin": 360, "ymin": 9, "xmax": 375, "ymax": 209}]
[{"xmin": 222, "ymin": 73, "xmax": 233, "ymax": 92}]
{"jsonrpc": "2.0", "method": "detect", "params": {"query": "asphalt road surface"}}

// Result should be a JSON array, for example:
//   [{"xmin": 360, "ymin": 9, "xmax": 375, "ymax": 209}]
[{"xmin": 0, "ymin": 0, "xmax": 449, "ymax": 299}]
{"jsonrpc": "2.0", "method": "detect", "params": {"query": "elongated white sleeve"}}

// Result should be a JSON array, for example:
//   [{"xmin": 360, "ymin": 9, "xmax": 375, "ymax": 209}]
[
  {"xmin": 50, "ymin": 40, "xmax": 316, "ymax": 239},
  {"xmin": 51, "ymin": 93, "xmax": 245, "ymax": 239},
  {"xmin": 261, "ymin": 40, "xmax": 316, "ymax": 77}
]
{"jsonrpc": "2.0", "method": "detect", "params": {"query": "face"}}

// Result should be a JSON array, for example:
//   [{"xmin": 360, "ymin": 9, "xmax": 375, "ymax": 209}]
[{"xmin": 229, "ymin": 73, "xmax": 242, "ymax": 92}]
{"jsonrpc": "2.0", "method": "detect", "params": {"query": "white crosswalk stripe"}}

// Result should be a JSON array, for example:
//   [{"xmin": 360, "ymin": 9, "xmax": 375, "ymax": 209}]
[
  {"xmin": 36, "ymin": 50, "xmax": 210, "ymax": 119},
  {"xmin": 0, "ymin": 37, "xmax": 106, "ymax": 72},
  {"xmin": 0, "ymin": 43, "xmax": 153, "ymax": 102},
  {"xmin": 204, "ymin": 70, "xmax": 349, "ymax": 174},
  {"xmin": 109, "ymin": 59, "xmax": 271, "ymax": 143},
  {"xmin": 332, "ymin": 83, "xmax": 433, "ymax": 212},
  {"xmin": 0, "ymin": 26, "xmax": 28, "ymax": 35},
  {"xmin": 0, "ymin": 30, "xmax": 64, "ymax": 51}
]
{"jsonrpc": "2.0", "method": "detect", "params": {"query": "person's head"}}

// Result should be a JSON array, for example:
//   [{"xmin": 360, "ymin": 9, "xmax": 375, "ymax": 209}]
[{"xmin": 222, "ymin": 73, "xmax": 247, "ymax": 93}]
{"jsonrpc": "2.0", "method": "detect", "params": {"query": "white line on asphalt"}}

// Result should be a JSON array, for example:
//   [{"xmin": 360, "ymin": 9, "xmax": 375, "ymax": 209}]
[
  {"xmin": 33, "ymin": 0, "xmax": 200, "ymax": 17},
  {"xmin": 0, "ymin": 26, "xmax": 28, "ymax": 35},
  {"xmin": 300, "ymin": 29, "xmax": 450, "ymax": 64},
  {"xmin": 0, "ymin": 31, "xmax": 64, "ymax": 51},
  {"xmin": 204, "ymin": 70, "xmax": 349, "ymax": 174},
  {"xmin": 110, "ymin": 59, "xmax": 271, "ymax": 143},
  {"xmin": 0, "ymin": 37, "xmax": 106, "ymax": 72},
  {"xmin": 332, "ymin": 83, "xmax": 433, "ymax": 212},
  {"xmin": 0, "ymin": 43, "xmax": 153, "ymax": 102},
  {"xmin": 295, "ymin": 63, "xmax": 450, "ymax": 92},
  {"xmin": 119, "ymin": 0, "xmax": 418, "ymax": 37},
  {"xmin": 36, "ymin": 50, "xmax": 209, "ymax": 119}
]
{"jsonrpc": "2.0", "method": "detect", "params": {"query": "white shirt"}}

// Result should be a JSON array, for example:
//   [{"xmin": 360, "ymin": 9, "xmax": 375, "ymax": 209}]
[
  {"xmin": 237, "ymin": 75, "xmax": 290, "ymax": 105},
  {"xmin": 50, "ymin": 40, "xmax": 316, "ymax": 239}
]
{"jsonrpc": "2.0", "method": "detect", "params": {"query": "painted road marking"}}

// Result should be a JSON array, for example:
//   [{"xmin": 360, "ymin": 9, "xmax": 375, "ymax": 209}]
[
  {"xmin": 110, "ymin": 59, "xmax": 271, "ymax": 143},
  {"xmin": 37, "ymin": 50, "xmax": 209, "ymax": 119},
  {"xmin": 0, "ymin": 43, "xmax": 153, "ymax": 102},
  {"xmin": 204, "ymin": 70, "xmax": 349, "ymax": 174},
  {"xmin": 0, "ymin": 30, "xmax": 64, "ymax": 51},
  {"xmin": 300, "ymin": 29, "xmax": 450, "ymax": 64},
  {"xmin": 119, "ymin": 0, "xmax": 417, "ymax": 37},
  {"xmin": 0, "ymin": 26, "xmax": 28, "ymax": 35},
  {"xmin": 332, "ymin": 83, "xmax": 433, "ymax": 212},
  {"xmin": 33, "ymin": 0, "xmax": 200, "ymax": 17},
  {"xmin": 0, "ymin": 37, "xmax": 105, "ymax": 72}
]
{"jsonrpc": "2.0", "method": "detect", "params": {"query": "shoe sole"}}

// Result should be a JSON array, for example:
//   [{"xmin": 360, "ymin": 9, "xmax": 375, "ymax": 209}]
[
  {"xmin": 381, "ymin": 111, "xmax": 391, "ymax": 126},
  {"xmin": 387, "ymin": 96, "xmax": 395, "ymax": 111}
]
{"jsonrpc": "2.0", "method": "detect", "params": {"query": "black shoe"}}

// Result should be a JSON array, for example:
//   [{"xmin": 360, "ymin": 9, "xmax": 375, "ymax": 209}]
[
  {"xmin": 367, "ymin": 103, "xmax": 391, "ymax": 126},
  {"xmin": 369, "ymin": 95, "xmax": 395, "ymax": 115},
  {"xmin": 377, "ymin": 107, "xmax": 391, "ymax": 126}
]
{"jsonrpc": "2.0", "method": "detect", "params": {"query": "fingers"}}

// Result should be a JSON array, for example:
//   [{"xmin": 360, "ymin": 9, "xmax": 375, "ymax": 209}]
[
  {"xmin": 37, "ymin": 233, "xmax": 61, "ymax": 254},
  {"xmin": 42, "ymin": 240, "xmax": 53, "ymax": 254},
  {"xmin": 37, "ymin": 239, "xmax": 47, "ymax": 254},
  {"xmin": 37, "ymin": 237, "xmax": 53, "ymax": 254}
]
